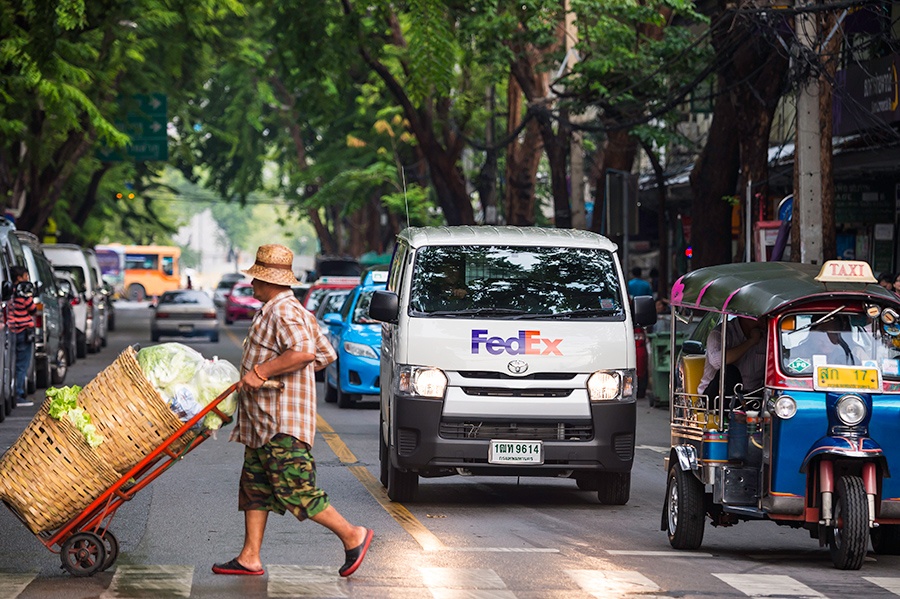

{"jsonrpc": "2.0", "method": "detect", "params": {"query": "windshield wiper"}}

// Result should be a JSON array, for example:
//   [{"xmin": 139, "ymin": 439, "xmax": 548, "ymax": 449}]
[
  {"xmin": 425, "ymin": 307, "xmax": 530, "ymax": 318},
  {"xmin": 788, "ymin": 305, "xmax": 846, "ymax": 335},
  {"xmin": 531, "ymin": 308, "xmax": 621, "ymax": 320}
]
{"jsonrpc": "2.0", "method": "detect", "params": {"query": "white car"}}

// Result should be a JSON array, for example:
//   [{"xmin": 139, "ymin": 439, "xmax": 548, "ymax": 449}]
[{"xmin": 43, "ymin": 243, "xmax": 104, "ymax": 357}]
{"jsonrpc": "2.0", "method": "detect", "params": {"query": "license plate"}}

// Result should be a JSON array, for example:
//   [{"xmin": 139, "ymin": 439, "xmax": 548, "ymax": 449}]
[
  {"xmin": 814, "ymin": 365, "xmax": 881, "ymax": 391},
  {"xmin": 178, "ymin": 324, "xmax": 194, "ymax": 333},
  {"xmin": 488, "ymin": 440, "xmax": 543, "ymax": 465}
]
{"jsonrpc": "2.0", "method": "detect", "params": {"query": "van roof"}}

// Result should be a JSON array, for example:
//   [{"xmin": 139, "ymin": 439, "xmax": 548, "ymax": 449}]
[{"xmin": 398, "ymin": 226, "xmax": 618, "ymax": 251}]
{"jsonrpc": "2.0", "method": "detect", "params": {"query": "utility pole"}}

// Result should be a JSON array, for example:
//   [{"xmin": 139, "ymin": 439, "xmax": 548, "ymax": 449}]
[
  {"xmin": 794, "ymin": 0, "xmax": 824, "ymax": 264},
  {"xmin": 564, "ymin": 0, "xmax": 587, "ymax": 229}
]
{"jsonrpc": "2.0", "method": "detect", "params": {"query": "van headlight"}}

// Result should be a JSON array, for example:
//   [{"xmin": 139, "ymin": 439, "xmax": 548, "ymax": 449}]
[
  {"xmin": 836, "ymin": 395, "xmax": 866, "ymax": 426},
  {"xmin": 397, "ymin": 365, "xmax": 447, "ymax": 398},
  {"xmin": 587, "ymin": 369, "xmax": 634, "ymax": 401}
]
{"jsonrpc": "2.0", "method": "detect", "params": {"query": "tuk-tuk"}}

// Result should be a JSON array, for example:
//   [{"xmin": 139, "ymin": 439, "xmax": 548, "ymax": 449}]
[{"xmin": 661, "ymin": 260, "xmax": 900, "ymax": 569}]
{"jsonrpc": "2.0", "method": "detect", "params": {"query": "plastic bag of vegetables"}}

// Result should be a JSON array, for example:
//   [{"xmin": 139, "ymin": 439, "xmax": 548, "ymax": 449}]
[
  {"xmin": 194, "ymin": 357, "xmax": 240, "ymax": 430},
  {"xmin": 137, "ymin": 343, "xmax": 205, "ymax": 398}
]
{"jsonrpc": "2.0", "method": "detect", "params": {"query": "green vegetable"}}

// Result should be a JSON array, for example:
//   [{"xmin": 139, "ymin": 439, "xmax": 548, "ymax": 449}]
[
  {"xmin": 137, "ymin": 343, "xmax": 204, "ymax": 397},
  {"xmin": 45, "ymin": 385, "xmax": 104, "ymax": 447}
]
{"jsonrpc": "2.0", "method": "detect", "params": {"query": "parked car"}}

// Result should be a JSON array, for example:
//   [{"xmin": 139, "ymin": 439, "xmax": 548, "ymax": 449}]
[
  {"xmin": 322, "ymin": 270, "xmax": 387, "ymax": 408},
  {"xmin": 15, "ymin": 232, "xmax": 68, "ymax": 389},
  {"xmin": 213, "ymin": 273, "xmax": 246, "ymax": 307},
  {"xmin": 42, "ymin": 243, "xmax": 103, "ymax": 357},
  {"xmin": 312, "ymin": 288, "xmax": 351, "ymax": 382},
  {"xmin": 53, "ymin": 272, "xmax": 79, "ymax": 370},
  {"xmin": 0, "ymin": 220, "xmax": 25, "ymax": 419},
  {"xmin": 302, "ymin": 276, "xmax": 359, "ymax": 312},
  {"xmin": 151, "ymin": 289, "xmax": 219, "ymax": 342},
  {"xmin": 82, "ymin": 248, "xmax": 109, "ymax": 347},
  {"xmin": 223, "ymin": 282, "xmax": 261, "ymax": 324}
]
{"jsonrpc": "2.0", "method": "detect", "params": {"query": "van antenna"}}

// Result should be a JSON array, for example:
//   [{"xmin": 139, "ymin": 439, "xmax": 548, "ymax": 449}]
[{"xmin": 401, "ymin": 164, "xmax": 410, "ymax": 230}]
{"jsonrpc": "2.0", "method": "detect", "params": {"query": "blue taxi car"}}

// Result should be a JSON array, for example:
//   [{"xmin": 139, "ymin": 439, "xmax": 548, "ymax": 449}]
[{"xmin": 322, "ymin": 270, "xmax": 387, "ymax": 408}]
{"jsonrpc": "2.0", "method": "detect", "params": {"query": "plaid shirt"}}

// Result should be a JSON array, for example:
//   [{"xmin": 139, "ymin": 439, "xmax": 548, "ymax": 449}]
[{"xmin": 231, "ymin": 289, "xmax": 336, "ymax": 448}]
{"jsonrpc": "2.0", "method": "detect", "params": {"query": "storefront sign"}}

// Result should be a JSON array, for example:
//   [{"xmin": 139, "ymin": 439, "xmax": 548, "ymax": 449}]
[{"xmin": 834, "ymin": 53, "xmax": 900, "ymax": 136}]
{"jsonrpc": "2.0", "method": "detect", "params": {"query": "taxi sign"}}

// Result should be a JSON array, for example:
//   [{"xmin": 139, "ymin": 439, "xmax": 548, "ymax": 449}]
[
  {"xmin": 814, "ymin": 260, "xmax": 876, "ymax": 283},
  {"xmin": 814, "ymin": 364, "xmax": 881, "ymax": 392},
  {"xmin": 365, "ymin": 270, "xmax": 389, "ymax": 285}
]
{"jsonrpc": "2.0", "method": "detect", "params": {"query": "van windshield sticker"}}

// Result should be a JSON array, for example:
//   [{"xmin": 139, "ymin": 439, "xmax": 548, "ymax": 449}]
[{"xmin": 471, "ymin": 329, "xmax": 563, "ymax": 356}]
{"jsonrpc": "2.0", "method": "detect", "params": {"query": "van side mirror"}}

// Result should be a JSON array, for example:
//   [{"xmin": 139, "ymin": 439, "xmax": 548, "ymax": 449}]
[
  {"xmin": 631, "ymin": 295, "xmax": 657, "ymax": 327},
  {"xmin": 368, "ymin": 290, "xmax": 399, "ymax": 323},
  {"xmin": 1, "ymin": 280, "xmax": 12, "ymax": 301}
]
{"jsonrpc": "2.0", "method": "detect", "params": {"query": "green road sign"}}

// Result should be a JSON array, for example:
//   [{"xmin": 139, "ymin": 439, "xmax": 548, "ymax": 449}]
[{"xmin": 97, "ymin": 93, "xmax": 168, "ymax": 162}]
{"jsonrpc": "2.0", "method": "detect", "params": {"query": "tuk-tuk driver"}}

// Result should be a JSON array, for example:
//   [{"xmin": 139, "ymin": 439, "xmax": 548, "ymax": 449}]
[{"xmin": 699, "ymin": 316, "xmax": 767, "ymax": 401}]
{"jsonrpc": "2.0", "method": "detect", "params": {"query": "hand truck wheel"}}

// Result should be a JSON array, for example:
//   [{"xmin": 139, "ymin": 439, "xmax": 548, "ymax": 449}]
[
  {"xmin": 99, "ymin": 531, "xmax": 119, "ymax": 572},
  {"xmin": 60, "ymin": 532, "xmax": 107, "ymax": 577}
]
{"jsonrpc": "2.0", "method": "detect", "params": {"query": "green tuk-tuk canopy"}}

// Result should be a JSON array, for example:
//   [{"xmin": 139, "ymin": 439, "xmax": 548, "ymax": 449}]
[{"xmin": 670, "ymin": 262, "xmax": 900, "ymax": 318}]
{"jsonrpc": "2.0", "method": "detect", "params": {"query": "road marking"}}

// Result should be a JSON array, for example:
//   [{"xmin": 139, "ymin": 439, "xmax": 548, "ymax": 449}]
[
  {"xmin": 318, "ymin": 415, "xmax": 445, "ymax": 551},
  {"xmin": 636, "ymin": 445, "xmax": 669, "ymax": 454},
  {"xmin": 0, "ymin": 573, "xmax": 35, "ymax": 599},
  {"xmin": 100, "ymin": 565, "xmax": 194, "ymax": 598},
  {"xmin": 713, "ymin": 574, "xmax": 824, "ymax": 598},
  {"xmin": 864, "ymin": 577, "xmax": 900, "ymax": 595},
  {"xmin": 440, "ymin": 547, "xmax": 559, "ymax": 552},
  {"xmin": 224, "ymin": 327, "xmax": 243, "ymax": 346},
  {"xmin": 567, "ymin": 569, "xmax": 661, "ymax": 597},
  {"xmin": 420, "ymin": 567, "xmax": 508, "ymax": 590},
  {"xmin": 606, "ymin": 550, "xmax": 713, "ymax": 557},
  {"xmin": 268, "ymin": 565, "xmax": 346, "ymax": 597}
]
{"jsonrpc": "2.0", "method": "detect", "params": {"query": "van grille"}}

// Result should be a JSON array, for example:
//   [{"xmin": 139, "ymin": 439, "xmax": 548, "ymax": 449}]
[
  {"xmin": 613, "ymin": 433, "xmax": 634, "ymax": 460},
  {"xmin": 458, "ymin": 371, "xmax": 575, "ymax": 381},
  {"xmin": 439, "ymin": 420, "xmax": 593, "ymax": 441},
  {"xmin": 397, "ymin": 428, "xmax": 418, "ymax": 456},
  {"xmin": 461, "ymin": 387, "xmax": 572, "ymax": 398}
]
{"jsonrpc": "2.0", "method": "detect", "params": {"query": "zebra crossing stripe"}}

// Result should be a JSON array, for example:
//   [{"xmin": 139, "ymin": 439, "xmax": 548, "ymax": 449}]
[
  {"xmin": 268, "ymin": 565, "xmax": 347, "ymax": 598},
  {"xmin": 0, "ymin": 573, "xmax": 35, "ymax": 599},
  {"xmin": 566, "ymin": 569, "xmax": 660, "ymax": 597},
  {"xmin": 865, "ymin": 577, "xmax": 900, "ymax": 594},
  {"xmin": 100, "ymin": 565, "xmax": 194, "ymax": 598},
  {"xmin": 712, "ymin": 574, "xmax": 824, "ymax": 598},
  {"xmin": 419, "ymin": 567, "xmax": 507, "ymax": 590}
]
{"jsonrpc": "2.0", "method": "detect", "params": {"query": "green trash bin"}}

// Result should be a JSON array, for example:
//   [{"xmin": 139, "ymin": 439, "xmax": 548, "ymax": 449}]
[{"xmin": 647, "ymin": 331, "xmax": 684, "ymax": 407}]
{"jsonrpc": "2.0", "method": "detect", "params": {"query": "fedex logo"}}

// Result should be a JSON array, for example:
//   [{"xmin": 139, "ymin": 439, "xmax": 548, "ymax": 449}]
[{"xmin": 471, "ymin": 329, "xmax": 563, "ymax": 356}]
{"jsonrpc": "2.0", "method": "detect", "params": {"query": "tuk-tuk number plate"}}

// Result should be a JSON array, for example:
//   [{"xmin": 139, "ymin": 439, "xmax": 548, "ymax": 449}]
[
  {"xmin": 815, "ymin": 365, "xmax": 880, "ymax": 391},
  {"xmin": 489, "ymin": 440, "xmax": 543, "ymax": 464}
]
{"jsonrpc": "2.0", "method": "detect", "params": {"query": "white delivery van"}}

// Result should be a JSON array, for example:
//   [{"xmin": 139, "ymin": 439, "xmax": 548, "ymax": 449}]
[{"xmin": 369, "ymin": 226, "xmax": 656, "ymax": 503}]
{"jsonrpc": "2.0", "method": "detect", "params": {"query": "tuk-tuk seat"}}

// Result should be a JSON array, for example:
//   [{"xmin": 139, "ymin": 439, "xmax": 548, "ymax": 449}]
[{"xmin": 682, "ymin": 354, "xmax": 706, "ymax": 396}]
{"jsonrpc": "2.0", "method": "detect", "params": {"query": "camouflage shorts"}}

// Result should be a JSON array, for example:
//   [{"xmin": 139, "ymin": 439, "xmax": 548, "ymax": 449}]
[{"xmin": 238, "ymin": 433, "xmax": 330, "ymax": 520}]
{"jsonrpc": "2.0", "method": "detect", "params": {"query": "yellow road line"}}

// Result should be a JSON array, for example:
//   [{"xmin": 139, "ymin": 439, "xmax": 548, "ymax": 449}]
[{"xmin": 317, "ymin": 414, "xmax": 445, "ymax": 551}]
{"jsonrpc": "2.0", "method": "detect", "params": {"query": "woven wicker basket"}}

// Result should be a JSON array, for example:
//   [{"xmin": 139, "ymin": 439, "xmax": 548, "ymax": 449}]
[
  {"xmin": 77, "ymin": 346, "xmax": 189, "ymax": 474},
  {"xmin": 0, "ymin": 400, "xmax": 121, "ymax": 534}
]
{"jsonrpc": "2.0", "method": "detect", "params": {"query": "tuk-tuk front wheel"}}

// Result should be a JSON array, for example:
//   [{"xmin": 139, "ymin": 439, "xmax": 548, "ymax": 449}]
[
  {"xmin": 665, "ymin": 465, "xmax": 705, "ymax": 550},
  {"xmin": 828, "ymin": 475, "xmax": 868, "ymax": 570}
]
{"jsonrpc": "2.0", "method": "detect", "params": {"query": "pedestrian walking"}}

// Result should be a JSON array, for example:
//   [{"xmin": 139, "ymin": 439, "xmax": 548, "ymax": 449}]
[
  {"xmin": 10, "ymin": 265, "xmax": 36, "ymax": 407},
  {"xmin": 213, "ymin": 244, "xmax": 373, "ymax": 578}
]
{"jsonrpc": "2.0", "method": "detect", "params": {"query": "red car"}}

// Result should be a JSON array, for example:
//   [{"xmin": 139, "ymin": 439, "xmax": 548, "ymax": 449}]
[{"xmin": 224, "ymin": 282, "xmax": 262, "ymax": 324}]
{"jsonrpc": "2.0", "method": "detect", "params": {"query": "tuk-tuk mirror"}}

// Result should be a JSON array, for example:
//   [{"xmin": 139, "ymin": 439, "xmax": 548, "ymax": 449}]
[
  {"xmin": 682, "ymin": 339, "xmax": 704, "ymax": 355},
  {"xmin": 883, "ymin": 308, "xmax": 898, "ymax": 325}
]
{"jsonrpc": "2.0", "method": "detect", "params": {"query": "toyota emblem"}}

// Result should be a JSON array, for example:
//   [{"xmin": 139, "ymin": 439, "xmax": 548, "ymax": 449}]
[{"xmin": 508, "ymin": 360, "xmax": 528, "ymax": 375}]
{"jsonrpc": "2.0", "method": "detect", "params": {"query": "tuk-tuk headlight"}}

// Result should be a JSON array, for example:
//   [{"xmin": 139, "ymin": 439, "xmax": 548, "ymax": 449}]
[
  {"xmin": 587, "ymin": 369, "xmax": 634, "ymax": 401},
  {"xmin": 774, "ymin": 395, "xmax": 797, "ymax": 419},
  {"xmin": 836, "ymin": 395, "xmax": 866, "ymax": 426}
]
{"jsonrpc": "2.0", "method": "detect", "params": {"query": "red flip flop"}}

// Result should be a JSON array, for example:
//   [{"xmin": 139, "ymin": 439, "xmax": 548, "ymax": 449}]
[
  {"xmin": 212, "ymin": 558, "xmax": 265, "ymax": 576},
  {"xmin": 339, "ymin": 529, "xmax": 374, "ymax": 577}
]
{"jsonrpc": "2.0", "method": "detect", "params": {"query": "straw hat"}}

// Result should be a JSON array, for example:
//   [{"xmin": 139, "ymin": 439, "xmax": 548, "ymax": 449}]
[{"xmin": 242, "ymin": 244, "xmax": 301, "ymax": 287}]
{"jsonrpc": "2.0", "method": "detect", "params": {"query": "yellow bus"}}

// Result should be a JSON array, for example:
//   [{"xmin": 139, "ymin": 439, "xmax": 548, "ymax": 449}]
[{"xmin": 123, "ymin": 245, "xmax": 181, "ymax": 301}]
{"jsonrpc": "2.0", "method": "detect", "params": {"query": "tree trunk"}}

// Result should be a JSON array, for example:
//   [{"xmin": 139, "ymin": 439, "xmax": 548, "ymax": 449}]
[
  {"xmin": 503, "ymin": 74, "xmax": 544, "ymax": 227},
  {"xmin": 689, "ymin": 78, "xmax": 740, "ymax": 268},
  {"xmin": 589, "ymin": 129, "xmax": 638, "ymax": 235}
]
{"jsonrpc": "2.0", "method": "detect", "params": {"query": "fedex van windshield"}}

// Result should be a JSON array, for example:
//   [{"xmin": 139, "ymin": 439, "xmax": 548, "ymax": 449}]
[{"xmin": 409, "ymin": 245, "xmax": 624, "ymax": 319}]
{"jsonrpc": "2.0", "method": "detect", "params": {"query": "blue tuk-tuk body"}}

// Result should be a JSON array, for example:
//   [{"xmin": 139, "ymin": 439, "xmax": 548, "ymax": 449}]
[{"xmin": 662, "ymin": 260, "xmax": 900, "ymax": 569}]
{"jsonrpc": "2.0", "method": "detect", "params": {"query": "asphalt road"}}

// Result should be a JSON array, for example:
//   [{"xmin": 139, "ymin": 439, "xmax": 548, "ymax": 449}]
[{"xmin": 2, "ymin": 302, "xmax": 900, "ymax": 598}]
